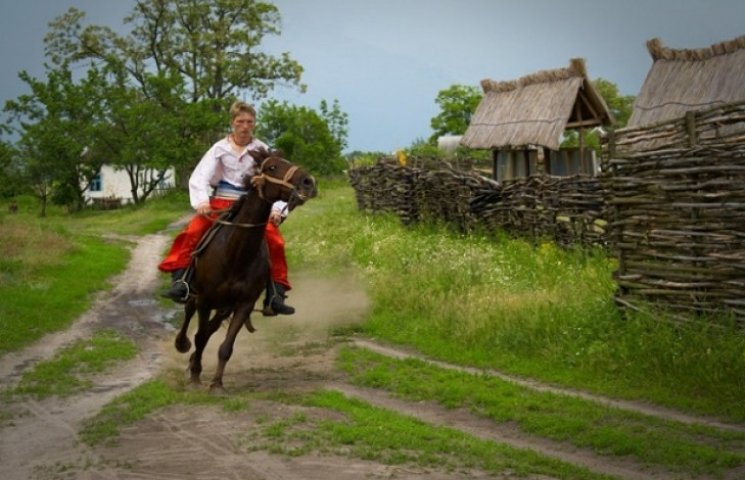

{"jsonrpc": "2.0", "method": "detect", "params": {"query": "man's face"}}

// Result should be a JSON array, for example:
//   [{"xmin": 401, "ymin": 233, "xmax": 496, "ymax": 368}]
[{"xmin": 232, "ymin": 112, "xmax": 256, "ymax": 144}]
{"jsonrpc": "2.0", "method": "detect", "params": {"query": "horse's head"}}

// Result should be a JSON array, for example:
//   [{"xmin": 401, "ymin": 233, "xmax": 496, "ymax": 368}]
[{"xmin": 246, "ymin": 148, "xmax": 317, "ymax": 210}]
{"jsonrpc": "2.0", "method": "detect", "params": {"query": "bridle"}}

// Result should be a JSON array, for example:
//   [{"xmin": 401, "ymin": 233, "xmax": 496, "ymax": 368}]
[
  {"xmin": 209, "ymin": 157, "xmax": 308, "ymax": 229},
  {"xmin": 251, "ymin": 157, "xmax": 313, "ymax": 206},
  {"xmin": 250, "ymin": 158, "xmax": 301, "ymax": 201}
]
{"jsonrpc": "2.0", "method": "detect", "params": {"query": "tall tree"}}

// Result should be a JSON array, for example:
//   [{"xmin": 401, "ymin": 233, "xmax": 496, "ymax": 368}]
[
  {"xmin": 319, "ymin": 99, "xmax": 349, "ymax": 152},
  {"xmin": 42, "ymin": 1, "xmax": 306, "ymax": 186},
  {"xmin": 44, "ymin": 1, "xmax": 304, "ymax": 103},
  {"xmin": 4, "ymin": 66, "xmax": 108, "ymax": 213},
  {"xmin": 94, "ymin": 65, "xmax": 222, "ymax": 204},
  {"xmin": 429, "ymin": 84, "xmax": 482, "ymax": 143},
  {"xmin": 257, "ymin": 100, "xmax": 347, "ymax": 175}
]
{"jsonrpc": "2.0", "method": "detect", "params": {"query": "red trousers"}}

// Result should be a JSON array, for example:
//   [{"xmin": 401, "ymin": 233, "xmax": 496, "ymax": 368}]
[{"xmin": 158, "ymin": 197, "xmax": 290, "ymax": 290}]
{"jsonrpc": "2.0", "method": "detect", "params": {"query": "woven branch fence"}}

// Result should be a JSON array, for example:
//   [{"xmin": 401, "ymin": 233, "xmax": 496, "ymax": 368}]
[
  {"xmin": 608, "ymin": 101, "xmax": 745, "ymax": 325},
  {"xmin": 348, "ymin": 157, "xmax": 610, "ymax": 249},
  {"xmin": 348, "ymin": 101, "xmax": 745, "ymax": 326}
]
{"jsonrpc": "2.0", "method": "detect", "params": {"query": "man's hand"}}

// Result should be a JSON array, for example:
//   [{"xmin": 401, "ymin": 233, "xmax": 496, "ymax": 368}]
[
  {"xmin": 269, "ymin": 210, "xmax": 282, "ymax": 226},
  {"xmin": 196, "ymin": 203, "xmax": 211, "ymax": 216}
]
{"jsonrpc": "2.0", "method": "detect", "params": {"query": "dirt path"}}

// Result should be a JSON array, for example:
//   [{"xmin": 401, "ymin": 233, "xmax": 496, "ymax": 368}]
[{"xmin": 0, "ymin": 229, "xmax": 740, "ymax": 479}]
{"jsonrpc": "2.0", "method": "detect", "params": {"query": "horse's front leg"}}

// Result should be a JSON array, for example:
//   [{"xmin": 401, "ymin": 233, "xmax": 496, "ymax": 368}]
[
  {"xmin": 210, "ymin": 303, "xmax": 254, "ymax": 393},
  {"xmin": 174, "ymin": 298, "xmax": 197, "ymax": 353}
]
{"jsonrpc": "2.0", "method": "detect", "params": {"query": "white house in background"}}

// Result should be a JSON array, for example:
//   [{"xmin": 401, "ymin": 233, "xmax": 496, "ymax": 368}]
[
  {"xmin": 85, "ymin": 165, "xmax": 176, "ymax": 207},
  {"xmin": 437, "ymin": 135, "xmax": 463, "ymax": 154}
]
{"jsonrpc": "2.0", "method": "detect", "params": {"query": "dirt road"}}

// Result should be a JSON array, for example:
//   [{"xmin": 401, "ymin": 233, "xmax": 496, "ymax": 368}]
[{"xmin": 0, "ymin": 230, "xmax": 740, "ymax": 480}]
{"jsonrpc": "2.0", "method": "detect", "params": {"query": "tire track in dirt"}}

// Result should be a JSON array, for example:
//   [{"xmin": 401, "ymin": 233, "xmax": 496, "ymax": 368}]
[
  {"xmin": 328, "ymin": 382, "xmax": 666, "ymax": 480},
  {"xmin": 351, "ymin": 338, "xmax": 744, "ymax": 433}
]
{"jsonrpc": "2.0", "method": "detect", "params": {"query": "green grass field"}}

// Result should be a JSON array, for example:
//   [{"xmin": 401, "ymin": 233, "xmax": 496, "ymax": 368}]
[
  {"xmin": 2, "ymin": 180, "xmax": 743, "ymax": 479},
  {"xmin": 282, "ymin": 178, "xmax": 745, "ymax": 422}
]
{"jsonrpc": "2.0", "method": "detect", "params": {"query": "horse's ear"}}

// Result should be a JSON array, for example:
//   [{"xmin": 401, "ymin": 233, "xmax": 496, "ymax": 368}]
[{"xmin": 248, "ymin": 147, "xmax": 270, "ymax": 163}]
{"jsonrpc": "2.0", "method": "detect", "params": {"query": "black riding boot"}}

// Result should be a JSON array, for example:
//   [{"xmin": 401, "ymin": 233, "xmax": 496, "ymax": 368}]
[
  {"xmin": 262, "ymin": 280, "xmax": 295, "ymax": 316},
  {"xmin": 161, "ymin": 269, "xmax": 189, "ymax": 304}
]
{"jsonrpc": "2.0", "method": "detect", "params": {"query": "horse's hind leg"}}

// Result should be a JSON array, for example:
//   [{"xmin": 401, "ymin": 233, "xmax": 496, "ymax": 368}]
[
  {"xmin": 210, "ymin": 305, "xmax": 253, "ymax": 392},
  {"xmin": 174, "ymin": 299, "xmax": 197, "ymax": 353}
]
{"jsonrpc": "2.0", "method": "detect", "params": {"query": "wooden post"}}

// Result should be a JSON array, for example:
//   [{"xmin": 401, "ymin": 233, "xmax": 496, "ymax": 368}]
[
  {"xmin": 492, "ymin": 149, "xmax": 499, "ymax": 181},
  {"xmin": 575, "ymin": 101, "xmax": 585, "ymax": 174},
  {"xmin": 685, "ymin": 111, "xmax": 698, "ymax": 146},
  {"xmin": 605, "ymin": 128, "xmax": 616, "ymax": 174}
]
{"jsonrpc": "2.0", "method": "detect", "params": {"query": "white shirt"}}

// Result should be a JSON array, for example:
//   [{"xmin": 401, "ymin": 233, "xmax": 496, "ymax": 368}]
[{"xmin": 188, "ymin": 136, "xmax": 287, "ymax": 215}]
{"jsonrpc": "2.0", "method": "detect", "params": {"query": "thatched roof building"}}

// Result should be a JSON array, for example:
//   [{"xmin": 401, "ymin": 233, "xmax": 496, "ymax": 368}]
[
  {"xmin": 627, "ymin": 35, "xmax": 745, "ymax": 128},
  {"xmin": 462, "ymin": 58, "xmax": 613, "ymax": 151}
]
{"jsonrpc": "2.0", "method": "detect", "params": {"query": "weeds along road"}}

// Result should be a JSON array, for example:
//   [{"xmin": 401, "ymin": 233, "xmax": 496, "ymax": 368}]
[{"xmin": 0, "ymin": 229, "xmax": 742, "ymax": 480}]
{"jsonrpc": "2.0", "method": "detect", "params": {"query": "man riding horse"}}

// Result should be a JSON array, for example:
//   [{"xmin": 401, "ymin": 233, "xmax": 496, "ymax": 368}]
[{"xmin": 159, "ymin": 100, "xmax": 295, "ymax": 316}]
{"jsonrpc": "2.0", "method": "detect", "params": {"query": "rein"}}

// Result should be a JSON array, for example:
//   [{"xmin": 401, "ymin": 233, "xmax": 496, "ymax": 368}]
[
  {"xmin": 200, "ymin": 159, "xmax": 301, "ymax": 229},
  {"xmin": 214, "ymin": 217, "xmax": 267, "ymax": 229},
  {"xmin": 199, "ymin": 207, "xmax": 266, "ymax": 229}
]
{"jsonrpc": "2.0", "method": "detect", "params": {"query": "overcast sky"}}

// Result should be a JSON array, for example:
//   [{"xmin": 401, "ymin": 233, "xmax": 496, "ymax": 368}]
[{"xmin": 1, "ymin": 0, "xmax": 744, "ymax": 153}]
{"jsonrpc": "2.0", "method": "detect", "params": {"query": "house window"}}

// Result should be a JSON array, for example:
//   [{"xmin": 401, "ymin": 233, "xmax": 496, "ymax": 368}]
[
  {"xmin": 89, "ymin": 173, "xmax": 102, "ymax": 192},
  {"xmin": 157, "ymin": 170, "xmax": 170, "ymax": 189}
]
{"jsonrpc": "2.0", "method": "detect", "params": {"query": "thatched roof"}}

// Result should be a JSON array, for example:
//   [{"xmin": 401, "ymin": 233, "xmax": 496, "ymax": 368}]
[
  {"xmin": 627, "ymin": 35, "xmax": 745, "ymax": 128},
  {"xmin": 461, "ymin": 58, "xmax": 613, "ymax": 151}
]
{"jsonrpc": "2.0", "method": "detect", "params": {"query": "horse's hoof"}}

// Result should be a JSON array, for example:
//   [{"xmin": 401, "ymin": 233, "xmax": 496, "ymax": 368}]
[
  {"xmin": 186, "ymin": 380, "xmax": 202, "ymax": 391},
  {"xmin": 175, "ymin": 336, "xmax": 192, "ymax": 353},
  {"xmin": 244, "ymin": 322, "xmax": 256, "ymax": 333},
  {"xmin": 209, "ymin": 384, "xmax": 226, "ymax": 396}
]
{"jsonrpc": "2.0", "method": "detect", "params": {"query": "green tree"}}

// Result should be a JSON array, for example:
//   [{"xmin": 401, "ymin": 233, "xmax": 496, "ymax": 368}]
[
  {"xmin": 44, "ymin": 2, "xmax": 304, "ymax": 103},
  {"xmin": 0, "ymin": 140, "xmax": 24, "ymax": 199},
  {"xmin": 42, "ymin": 1, "xmax": 306, "ymax": 184},
  {"xmin": 4, "ymin": 66, "xmax": 107, "ymax": 213},
  {"xmin": 429, "ymin": 84, "xmax": 482, "ymax": 143},
  {"xmin": 257, "ymin": 100, "xmax": 347, "ymax": 175},
  {"xmin": 594, "ymin": 77, "xmax": 635, "ymax": 128},
  {"xmin": 319, "ymin": 99, "xmax": 349, "ymax": 151},
  {"xmin": 95, "ymin": 65, "xmax": 222, "ymax": 204}
]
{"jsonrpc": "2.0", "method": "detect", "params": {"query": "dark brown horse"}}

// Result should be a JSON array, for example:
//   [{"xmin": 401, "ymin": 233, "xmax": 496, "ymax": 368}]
[{"xmin": 174, "ymin": 150, "xmax": 316, "ymax": 392}]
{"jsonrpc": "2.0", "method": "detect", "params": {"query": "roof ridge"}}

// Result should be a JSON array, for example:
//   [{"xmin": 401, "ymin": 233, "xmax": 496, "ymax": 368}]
[
  {"xmin": 647, "ymin": 35, "xmax": 745, "ymax": 61},
  {"xmin": 481, "ymin": 58, "xmax": 586, "ymax": 93}
]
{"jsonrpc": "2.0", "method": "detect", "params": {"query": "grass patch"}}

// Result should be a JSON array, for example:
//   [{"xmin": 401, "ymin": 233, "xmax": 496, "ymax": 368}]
[
  {"xmin": 0, "ymin": 225, "xmax": 130, "ymax": 355},
  {"xmin": 66, "ymin": 190, "xmax": 189, "ymax": 237},
  {"xmin": 0, "ymin": 192, "xmax": 189, "ymax": 355},
  {"xmin": 246, "ymin": 389, "xmax": 614, "ymax": 480},
  {"xmin": 11, "ymin": 330, "xmax": 138, "ymax": 399},
  {"xmin": 337, "ymin": 346, "xmax": 744, "ymax": 477},
  {"xmin": 79, "ymin": 377, "xmax": 246, "ymax": 446},
  {"xmin": 282, "ymin": 181, "xmax": 745, "ymax": 422},
  {"xmin": 86, "ymin": 377, "xmax": 611, "ymax": 479}
]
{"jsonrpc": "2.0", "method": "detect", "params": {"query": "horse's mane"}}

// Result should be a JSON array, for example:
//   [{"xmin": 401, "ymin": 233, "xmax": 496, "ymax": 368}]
[{"xmin": 228, "ymin": 194, "xmax": 247, "ymax": 217}]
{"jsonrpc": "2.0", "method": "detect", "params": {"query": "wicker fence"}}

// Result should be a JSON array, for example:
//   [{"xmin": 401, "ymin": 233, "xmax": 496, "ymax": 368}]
[
  {"xmin": 608, "ymin": 101, "xmax": 745, "ymax": 324},
  {"xmin": 349, "ymin": 102, "xmax": 745, "ymax": 325},
  {"xmin": 348, "ymin": 158, "xmax": 610, "ymax": 249}
]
